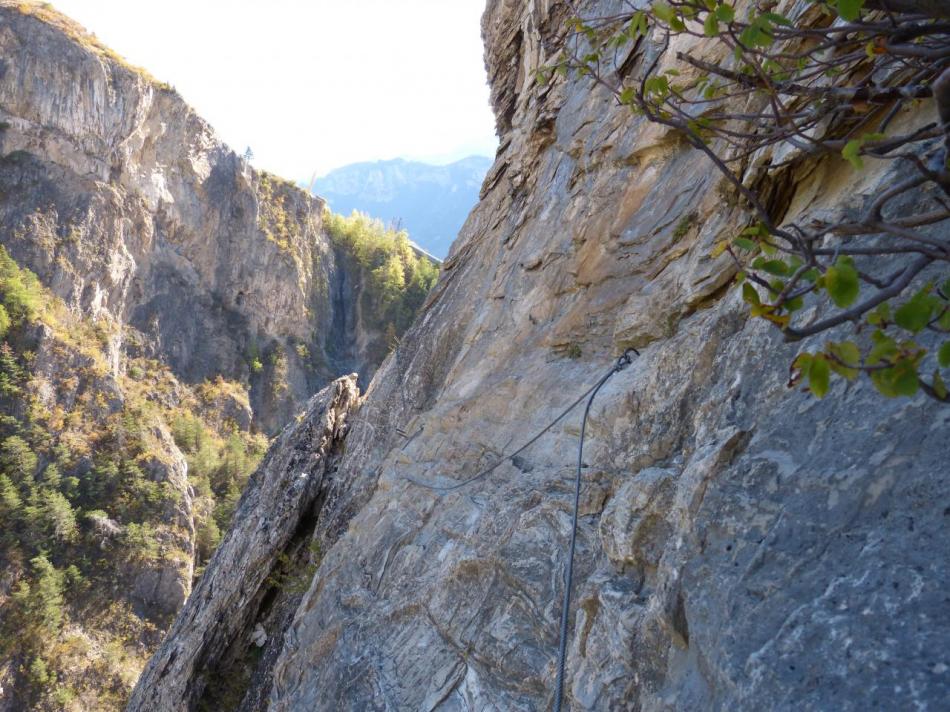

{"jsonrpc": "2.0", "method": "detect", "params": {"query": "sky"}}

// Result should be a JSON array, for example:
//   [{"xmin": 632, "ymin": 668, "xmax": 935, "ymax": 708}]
[{"xmin": 50, "ymin": 0, "xmax": 498, "ymax": 181}]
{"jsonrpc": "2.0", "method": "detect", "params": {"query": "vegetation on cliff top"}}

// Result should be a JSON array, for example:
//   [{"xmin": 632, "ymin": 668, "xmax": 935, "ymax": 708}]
[
  {"xmin": 0, "ymin": 247, "xmax": 266, "ymax": 710},
  {"xmin": 325, "ymin": 210, "xmax": 440, "ymax": 360},
  {"xmin": 257, "ymin": 172, "xmax": 304, "ymax": 254},
  {"xmin": 546, "ymin": 0, "xmax": 950, "ymax": 403}
]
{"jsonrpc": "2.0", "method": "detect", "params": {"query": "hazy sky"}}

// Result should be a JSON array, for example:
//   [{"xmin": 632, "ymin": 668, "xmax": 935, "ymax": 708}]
[{"xmin": 50, "ymin": 0, "xmax": 498, "ymax": 180}]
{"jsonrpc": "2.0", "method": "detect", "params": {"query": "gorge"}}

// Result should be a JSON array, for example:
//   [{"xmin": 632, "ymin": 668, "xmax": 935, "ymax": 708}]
[{"xmin": 1, "ymin": 1, "xmax": 949, "ymax": 711}]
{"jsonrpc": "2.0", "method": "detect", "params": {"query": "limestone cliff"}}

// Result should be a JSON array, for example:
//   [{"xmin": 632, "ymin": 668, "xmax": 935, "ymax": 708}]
[
  {"xmin": 133, "ymin": 0, "xmax": 949, "ymax": 709},
  {"xmin": 0, "ymin": 1, "xmax": 395, "ymax": 435}
]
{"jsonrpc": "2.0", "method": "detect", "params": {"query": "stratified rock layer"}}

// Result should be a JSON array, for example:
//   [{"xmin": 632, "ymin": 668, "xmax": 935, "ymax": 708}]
[
  {"xmin": 0, "ymin": 2, "xmax": 378, "ymax": 433},
  {"xmin": 136, "ymin": 0, "xmax": 949, "ymax": 710}
]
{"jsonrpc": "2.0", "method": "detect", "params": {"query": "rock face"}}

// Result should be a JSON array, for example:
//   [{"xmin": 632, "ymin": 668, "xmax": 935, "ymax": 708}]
[
  {"xmin": 0, "ymin": 2, "xmax": 383, "ymax": 433},
  {"xmin": 141, "ymin": 1, "xmax": 947, "ymax": 711},
  {"xmin": 29, "ymin": 318, "xmax": 197, "ymax": 620}
]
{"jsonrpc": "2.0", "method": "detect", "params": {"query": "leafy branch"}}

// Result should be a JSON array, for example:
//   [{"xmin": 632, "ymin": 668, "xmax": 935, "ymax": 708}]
[{"xmin": 543, "ymin": 0, "xmax": 950, "ymax": 402}]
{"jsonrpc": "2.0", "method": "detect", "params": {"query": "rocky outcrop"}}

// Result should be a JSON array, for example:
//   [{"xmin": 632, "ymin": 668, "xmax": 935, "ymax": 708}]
[
  {"xmin": 136, "ymin": 0, "xmax": 949, "ymax": 709},
  {"xmin": 128, "ymin": 375, "xmax": 360, "ymax": 711},
  {"xmin": 0, "ymin": 2, "xmax": 385, "ymax": 433}
]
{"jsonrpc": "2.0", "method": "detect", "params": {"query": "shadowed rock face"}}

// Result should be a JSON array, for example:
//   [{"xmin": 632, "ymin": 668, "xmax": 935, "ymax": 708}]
[
  {"xmin": 0, "ymin": 3, "xmax": 378, "ymax": 434},
  {"xmin": 134, "ymin": 1, "xmax": 948, "ymax": 711}
]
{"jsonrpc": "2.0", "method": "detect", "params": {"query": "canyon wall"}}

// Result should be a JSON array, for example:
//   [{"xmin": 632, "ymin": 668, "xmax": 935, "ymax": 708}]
[
  {"xmin": 0, "ymin": 2, "xmax": 381, "ymax": 434},
  {"xmin": 132, "ymin": 0, "xmax": 949, "ymax": 710}
]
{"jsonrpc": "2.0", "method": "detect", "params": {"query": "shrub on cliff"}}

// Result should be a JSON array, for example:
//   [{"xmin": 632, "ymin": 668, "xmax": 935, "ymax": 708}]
[
  {"xmin": 0, "ymin": 247, "xmax": 269, "ymax": 708},
  {"xmin": 325, "ymin": 210, "xmax": 440, "ymax": 350},
  {"xmin": 544, "ymin": 0, "xmax": 950, "ymax": 402},
  {"xmin": 0, "ymin": 246, "xmax": 43, "ymax": 321}
]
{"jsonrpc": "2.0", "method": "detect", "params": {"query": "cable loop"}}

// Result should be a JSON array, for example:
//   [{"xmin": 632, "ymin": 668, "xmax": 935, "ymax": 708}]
[{"xmin": 615, "ymin": 347, "xmax": 639, "ymax": 372}]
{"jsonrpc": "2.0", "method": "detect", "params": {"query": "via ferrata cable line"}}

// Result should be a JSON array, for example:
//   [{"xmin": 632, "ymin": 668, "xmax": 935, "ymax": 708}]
[{"xmin": 403, "ymin": 349, "xmax": 639, "ymax": 710}]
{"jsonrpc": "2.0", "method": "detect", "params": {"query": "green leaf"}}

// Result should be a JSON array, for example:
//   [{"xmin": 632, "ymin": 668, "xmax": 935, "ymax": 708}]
[
  {"xmin": 739, "ymin": 25, "xmax": 759, "ymax": 47},
  {"xmin": 824, "ymin": 256, "xmax": 860, "ymax": 308},
  {"xmin": 891, "ymin": 360, "xmax": 919, "ymax": 396},
  {"xmin": 791, "ymin": 352, "xmax": 812, "ymax": 387},
  {"xmin": 751, "ymin": 258, "xmax": 790, "ymax": 276},
  {"xmin": 733, "ymin": 237, "xmax": 757, "ymax": 251},
  {"xmin": 894, "ymin": 290, "xmax": 935, "ymax": 333},
  {"xmin": 939, "ymin": 341, "xmax": 950, "ymax": 368},
  {"xmin": 742, "ymin": 283, "xmax": 761, "ymax": 307},
  {"xmin": 808, "ymin": 355, "xmax": 830, "ymax": 398},
  {"xmin": 687, "ymin": 117, "xmax": 713, "ymax": 136},
  {"xmin": 934, "ymin": 370, "xmax": 948, "ymax": 400},
  {"xmin": 793, "ymin": 352, "xmax": 813, "ymax": 369},
  {"xmin": 867, "ymin": 302, "xmax": 891, "ymax": 326},
  {"xmin": 827, "ymin": 341, "xmax": 860, "ymax": 380},
  {"xmin": 680, "ymin": 4, "xmax": 700, "ymax": 18},
  {"xmin": 644, "ymin": 75, "xmax": 670, "ymax": 98},
  {"xmin": 938, "ymin": 307, "xmax": 950, "ymax": 331},
  {"xmin": 835, "ymin": 0, "xmax": 864, "ymax": 21},
  {"xmin": 871, "ymin": 359, "xmax": 919, "ymax": 397},
  {"xmin": 653, "ymin": 2, "xmax": 675, "ymax": 23},
  {"xmin": 715, "ymin": 3, "xmax": 735, "ymax": 22},
  {"xmin": 762, "ymin": 59, "xmax": 787, "ymax": 80},
  {"xmin": 629, "ymin": 11, "xmax": 649, "ymax": 37},
  {"xmin": 842, "ymin": 139, "xmax": 864, "ymax": 170},
  {"xmin": 762, "ymin": 12, "xmax": 792, "ymax": 26},
  {"xmin": 831, "ymin": 340, "xmax": 860, "ymax": 364},
  {"xmin": 867, "ymin": 331, "xmax": 898, "ymax": 365},
  {"xmin": 703, "ymin": 12, "xmax": 719, "ymax": 36}
]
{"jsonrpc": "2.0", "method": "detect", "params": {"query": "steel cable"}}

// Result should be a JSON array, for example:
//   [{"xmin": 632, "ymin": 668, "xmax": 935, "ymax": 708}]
[
  {"xmin": 553, "ymin": 349, "xmax": 636, "ymax": 711},
  {"xmin": 402, "ymin": 349, "xmax": 639, "ymax": 710}
]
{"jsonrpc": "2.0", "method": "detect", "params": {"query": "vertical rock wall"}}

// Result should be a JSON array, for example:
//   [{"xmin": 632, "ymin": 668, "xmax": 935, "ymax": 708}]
[{"xmin": 0, "ymin": 2, "xmax": 372, "ymax": 433}]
